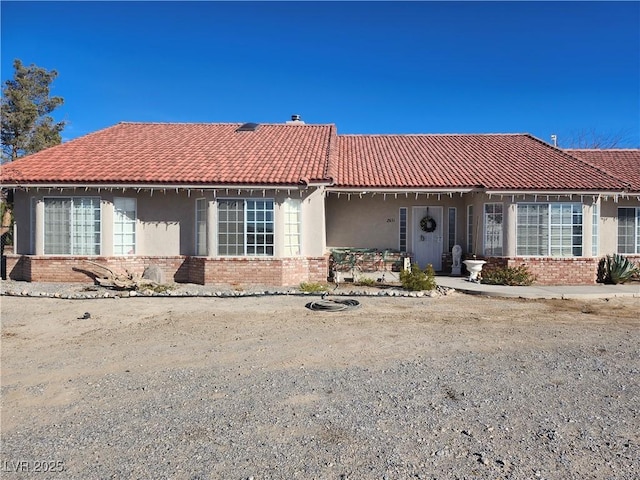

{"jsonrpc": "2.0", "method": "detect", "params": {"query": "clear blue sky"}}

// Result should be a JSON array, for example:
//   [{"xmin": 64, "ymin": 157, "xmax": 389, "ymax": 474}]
[{"xmin": 2, "ymin": 1, "xmax": 639, "ymax": 147}]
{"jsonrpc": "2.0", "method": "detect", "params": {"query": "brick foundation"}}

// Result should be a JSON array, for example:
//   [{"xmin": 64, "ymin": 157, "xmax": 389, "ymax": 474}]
[
  {"xmin": 458, "ymin": 255, "xmax": 640, "ymax": 286},
  {"xmin": 3, "ymin": 254, "xmax": 329, "ymax": 287},
  {"xmin": 482, "ymin": 256, "xmax": 638, "ymax": 285}
]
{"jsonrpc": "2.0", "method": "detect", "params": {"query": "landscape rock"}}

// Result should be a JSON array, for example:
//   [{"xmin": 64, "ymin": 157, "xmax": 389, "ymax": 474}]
[{"xmin": 142, "ymin": 264, "xmax": 166, "ymax": 284}]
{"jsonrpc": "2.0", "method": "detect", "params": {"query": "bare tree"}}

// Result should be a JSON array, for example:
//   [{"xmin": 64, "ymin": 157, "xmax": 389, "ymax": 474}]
[{"xmin": 560, "ymin": 128, "xmax": 635, "ymax": 149}]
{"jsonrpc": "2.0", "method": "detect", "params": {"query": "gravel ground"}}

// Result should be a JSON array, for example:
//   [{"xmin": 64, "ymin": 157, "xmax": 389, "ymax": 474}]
[{"xmin": 1, "ymin": 286, "xmax": 638, "ymax": 479}]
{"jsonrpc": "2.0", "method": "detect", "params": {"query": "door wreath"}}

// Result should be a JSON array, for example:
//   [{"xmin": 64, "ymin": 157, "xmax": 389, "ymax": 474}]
[{"xmin": 420, "ymin": 215, "xmax": 436, "ymax": 233}]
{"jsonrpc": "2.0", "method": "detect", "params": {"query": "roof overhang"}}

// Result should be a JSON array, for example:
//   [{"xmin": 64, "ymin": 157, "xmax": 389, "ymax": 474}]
[
  {"xmin": 1, "ymin": 182, "xmax": 317, "ymax": 192},
  {"xmin": 485, "ymin": 190, "xmax": 634, "ymax": 202},
  {"xmin": 327, "ymin": 187, "xmax": 474, "ymax": 194}
]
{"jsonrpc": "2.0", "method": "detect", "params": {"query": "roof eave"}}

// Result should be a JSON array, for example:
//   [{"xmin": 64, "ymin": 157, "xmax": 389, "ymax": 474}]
[{"xmin": 2, "ymin": 182, "xmax": 315, "ymax": 191}]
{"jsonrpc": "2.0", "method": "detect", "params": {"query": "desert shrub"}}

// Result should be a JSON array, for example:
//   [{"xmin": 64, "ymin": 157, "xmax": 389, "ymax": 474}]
[
  {"xmin": 355, "ymin": 277, "xmax": 377, "ymax": 287},
  {"xmin": 597, "ymin": 254, "xmax": 640, "ymax": 284},
  {"xmin": 299, "ymin": 281, "xmax": 329, "ymax": 293},
  {"xmin": 400, "ymin": 263, "xmax": 436, "ymax": 291},
  {"xmin": 481, "ymin": 265, "xmax": 536, "ymax": 286}
]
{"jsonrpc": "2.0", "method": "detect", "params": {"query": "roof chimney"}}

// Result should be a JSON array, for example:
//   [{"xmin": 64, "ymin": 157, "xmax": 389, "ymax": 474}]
[{"xmin": 286, "ymin": 114, "xmax": 305, "ymax": 125}]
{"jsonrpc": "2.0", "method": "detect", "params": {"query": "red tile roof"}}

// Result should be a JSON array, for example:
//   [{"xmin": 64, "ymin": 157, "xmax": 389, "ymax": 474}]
[
  {"xmin": 565, "ymin": 149, "xmax": 640, "ymax": 192},
  {"xmin": 0, "ymin": 122, "xmax": 336, "ymax": 186},
  {"xmin": 335, "ymin": 134, "xmax": 628, "ymax": 191},
  {"xmin": 1, "ymin": 123, "xmax": 632, "ymax": 193}
]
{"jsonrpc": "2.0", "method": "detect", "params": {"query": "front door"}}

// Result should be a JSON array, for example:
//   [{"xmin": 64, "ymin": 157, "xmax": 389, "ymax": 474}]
[{"xmin": 412, "ymin": 206, "xmax": 443, "ymax": 271}]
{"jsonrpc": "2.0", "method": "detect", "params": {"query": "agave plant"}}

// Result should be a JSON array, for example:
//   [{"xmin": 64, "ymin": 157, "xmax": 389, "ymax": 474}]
[{"xmin": 598, "ymin": 254, "xmax": 640, "ymax": 284}]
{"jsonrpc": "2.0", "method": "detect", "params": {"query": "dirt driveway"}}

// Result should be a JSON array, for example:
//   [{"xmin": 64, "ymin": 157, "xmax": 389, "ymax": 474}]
[{"xmin": 1, "ymin": 293, "xmax": 638, "ymax": 479}]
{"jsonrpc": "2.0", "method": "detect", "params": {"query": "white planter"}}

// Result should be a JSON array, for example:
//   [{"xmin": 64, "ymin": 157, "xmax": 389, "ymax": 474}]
[{"xmin": 463, "ymin": 259, "xmax": 486, "ymax": 282}]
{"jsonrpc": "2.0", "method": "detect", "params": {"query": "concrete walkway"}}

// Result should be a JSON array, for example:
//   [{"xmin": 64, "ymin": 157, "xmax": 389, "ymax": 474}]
[{"xmin": 435, "ymin": 275, "xmax": 640, "ymax": 299}]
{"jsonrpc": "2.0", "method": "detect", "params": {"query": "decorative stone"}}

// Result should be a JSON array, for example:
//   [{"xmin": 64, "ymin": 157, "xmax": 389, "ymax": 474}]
[{"xmin": 142, "ymin": 264, "xmax": 165, "ymax": 284}]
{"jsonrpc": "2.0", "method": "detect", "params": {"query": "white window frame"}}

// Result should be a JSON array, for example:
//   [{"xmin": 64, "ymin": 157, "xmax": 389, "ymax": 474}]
[
  {"xmin": 113, "ymin": 197, "xmax": 136, "ymax": 256},
  {"xmin": 43, "ymin": 196, "xmax": 101, "ymax": 255},
  {"xmin": 283, "ymin": 198, "xmax": 302, "ymax": 256},
  {"xmin": 516, "ymin": 202, "xmax": 583, "ymax": 257},
  {"xmin": 617, "ymin": 207, "xmax": 640, "ymax": 254},
  {"xmin": 217, "ymin": 198, "xmax": 275, "ymax": 256},
  {"xmin": 195, "ymin": 198, "xmax": 207, "ymax": 256}
]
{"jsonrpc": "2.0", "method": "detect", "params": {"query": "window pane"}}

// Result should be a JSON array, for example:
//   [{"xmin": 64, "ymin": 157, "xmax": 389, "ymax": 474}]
[
  {"xmin": 217, "ymin": 200, "xmax": 244, "ymax": 256},
  {"xmin": 246, "ymin": 199, "xmax": 275, "ymax": 256},
  {"xmin": 284, "ymin": 199, "xmax": 302, "ymax": 256},
  {"xmin": 73, "ymin": 198, "xmax": 101, "ymax": 255},
  {"xmin": 516, "ymin": 204, "xmax": 549, "ymax": 256},
  {"xmin": 44, "ymin": 198, "xmax": 72, "ymax": 254},
  {"xmin": 114, "ymin": 198, "xmax": 136, "ymax": 255},
  {"xmin": 218, "ymin": 199, "xmax": 275, "ymax": 256},
  {"xmin": 399, "ymin": 207, "xmax": 408, "ymax": 252},
  {"xmin": 195, "ymin": 198, "xmax": 207, "ymax": 256},
  {"xmin": 518, "ymin": 203, "xmax": 582, "ymax": 257},
  {"xmin": 44, "ymin": 197, "xmax": 101, "ymax": 255},
  {"xmin": 484, "ymin": 203, "xmax": 503, "ymax": 256},
  {"xmin": 618, "ymin": 207, "xmax": 638, "ymax": 254}
]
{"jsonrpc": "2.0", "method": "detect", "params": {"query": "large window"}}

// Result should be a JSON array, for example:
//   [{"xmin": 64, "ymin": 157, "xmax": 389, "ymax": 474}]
[
  {"xmin": 484, "ymin": 203, "xmax": 503, "ymax": 255},
  {"xmin": 195, "ymin": 198, "xmax": 207, "ymax": 256},
  {"xmin": 44, "ymin": 197, "xmax": 101, "ymax": 255},
  {"xmin": 113, "ymin": 197, "xmax": 136, "ymax": 255},
  {"xmin": 618, "ymin": 207, "xmax": 640, "ymax": 254},
  {"xmin": 284, "ymin": 199, "xmax": 301, "ymax": 256},
  {"xmin": 218, "ymin": 199, "xmax": 274, "ymax": 256},
  {"xmin": 517, "ymin": 203, "xmax": 582, "ymax": 256}
]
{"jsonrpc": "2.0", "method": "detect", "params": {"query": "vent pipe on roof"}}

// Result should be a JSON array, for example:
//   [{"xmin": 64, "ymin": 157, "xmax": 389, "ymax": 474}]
[
  {"xmin": 286, "ymin": 114, "xmax": 305, "ymax": 125},
  {"xmin": 550, "ymin": 134, "xmax": 557, "ymax": 147}
]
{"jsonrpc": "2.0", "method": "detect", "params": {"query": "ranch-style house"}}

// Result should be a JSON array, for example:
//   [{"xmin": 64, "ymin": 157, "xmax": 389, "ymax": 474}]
[{"xmin": 1, "ymin": 116, "xmax": 639, "ymax": 286}]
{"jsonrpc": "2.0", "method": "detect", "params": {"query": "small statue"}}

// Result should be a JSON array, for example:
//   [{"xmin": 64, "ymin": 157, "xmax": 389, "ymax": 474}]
[{"xmin": 451, "ymin": 245, "xmax": 462, "ymax": 276}]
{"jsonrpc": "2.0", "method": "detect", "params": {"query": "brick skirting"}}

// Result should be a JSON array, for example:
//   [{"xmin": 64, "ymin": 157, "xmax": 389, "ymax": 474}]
[
  {"xmin": 3, "ymin": 255, "xmax": 329, "ymax": 287},
  {"xmin": 483, "ymin": 256, "xmax": 640, "ymax": 285}
]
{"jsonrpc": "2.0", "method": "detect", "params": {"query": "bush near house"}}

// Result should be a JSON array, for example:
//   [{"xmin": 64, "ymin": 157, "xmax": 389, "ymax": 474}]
[
  {"xmin": 481, "ymin": 265, "xmax": 536, "ymax": 286},
  {"xmin": 299, "ymin": 282, "xmax": 329, "ymax": 293},
  {"xmin": 597, "ymin": 254, "xmax": 640, "ymax": 285},
  {"xmin": 400, "ymin": 263, "xmax": 436, "ymax": 291}
]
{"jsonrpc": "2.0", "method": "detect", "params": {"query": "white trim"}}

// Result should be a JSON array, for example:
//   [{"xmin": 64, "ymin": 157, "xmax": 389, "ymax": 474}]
[
  {"xmin": 487, "ymin": 190, "xmax": 623, "ymax": 197},
  {"xmin": 7, "ymin": 183, "xmax": 305, "ymax": 191},
  {"xmin": 327, "ymin": 187, "xmax": 473, "ymax": 194}
]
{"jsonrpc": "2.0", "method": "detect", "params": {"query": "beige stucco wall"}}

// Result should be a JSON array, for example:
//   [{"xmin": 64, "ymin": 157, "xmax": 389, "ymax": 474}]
[
  {"xmin": 325, "ymin": 191, "xmax": 640, "ymax": 259},
  {"xmin": 12, "ymin": 187, "xmax": 327, "ymax": 258},
  {"xmin": 11, "ymin": 190, "xmax": 32, "ymax": 255},
  {"xmin": 10, "ymin": 189, "xmax": 640, "ymax": 260},
  {"xmin": 299, "ymin": 187, "xmax": 326, "ymax": 256},
  {"xmin": 599, "ymin": 196, "xmax": 640, "ymax": 255},
  {"xmin": 326, "ymin": 192, "xmax": 469, "ymax": 254}
]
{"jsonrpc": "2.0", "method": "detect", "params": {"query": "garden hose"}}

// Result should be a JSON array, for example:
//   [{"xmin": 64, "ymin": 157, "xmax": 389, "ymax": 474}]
[{"xmin": 305, "ymin": 298, "xmax": 361, "ymax": 312}]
